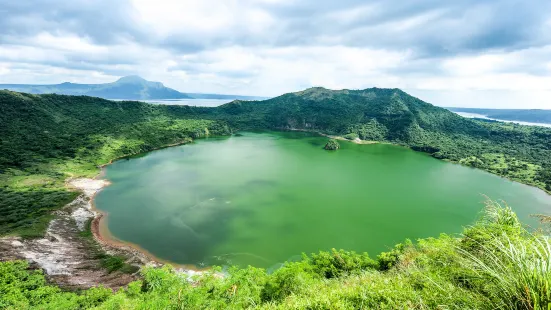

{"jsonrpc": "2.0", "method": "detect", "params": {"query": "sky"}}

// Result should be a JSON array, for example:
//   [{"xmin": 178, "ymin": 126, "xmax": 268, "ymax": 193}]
[{"xmin": 1, "ymin": 0, "xmax": 551, "ymax": 108}]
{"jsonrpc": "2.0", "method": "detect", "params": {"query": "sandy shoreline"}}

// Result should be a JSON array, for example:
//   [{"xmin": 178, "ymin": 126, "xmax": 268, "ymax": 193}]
[
  {"xmin": 283, "ymin": 128, "xmax": 379, "ymax": 145},
  {"xmin": 84, "ymin": 149, "xmax": 209, "ymax": 273},
  {"xmin": 83, "ymin": 131, "xmax": 378, "ymax": 273},
  {"xmin": 89, "ymin": 194, "xmax": 204, "ymax": 272},
  {"xmin": 321, "ymin": 134, "xmax": 378, "ymax": 145},
  {"xmin": 0, "ymin": 139, "xmax": 211, "ymax": 288},
  {"xmin": 70, "ymin": 132, "xmax": 551, "ymax": 272}
]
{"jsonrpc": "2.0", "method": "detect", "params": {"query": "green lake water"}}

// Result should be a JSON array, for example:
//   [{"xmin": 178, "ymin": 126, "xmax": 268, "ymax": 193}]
[{"xmin": 94, "ymin": 131, "xmax": 551, "ymax": 269}]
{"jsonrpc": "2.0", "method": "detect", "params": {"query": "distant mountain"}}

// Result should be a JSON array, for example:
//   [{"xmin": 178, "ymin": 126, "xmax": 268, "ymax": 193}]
[
  {"xmin": 447, "ymin": 107, "xmax": 551, "ymax": 125},
  {"xmin": 0, "ymin": 76, "xmax": 263, "ymax": 101}
]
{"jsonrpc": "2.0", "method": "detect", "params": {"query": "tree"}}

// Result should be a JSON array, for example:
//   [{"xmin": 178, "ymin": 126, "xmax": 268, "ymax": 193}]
[{"xmin": 324, "ymin": 139, "xmax": 340, "ymax": 150}]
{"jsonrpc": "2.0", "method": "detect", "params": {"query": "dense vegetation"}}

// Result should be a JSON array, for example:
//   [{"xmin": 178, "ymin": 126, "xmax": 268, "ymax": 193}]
[
  {"xmin": 2, "ymin": 201, "xmax": 550, "ymax": 309},
  {"xmin": 210, "ymin": 88, "xmax": 551, "ymax": 192},
  {"xmin": 324, "ymin": 139, "xmax": 340, "ymax": 150},
  {"xmin": 2, "ymin": 88, "xmax": 551, "ymax": 236},
  {"xmin": 0, "ymin": 90, "xmax": 231, "ymax": 236},
  {"xmin": 2, "ymin": 88, "xmax": 551, "ymax": 308},
  {"xmin": 448, "ymin": 107, "xmax": 551, "ymax": 124}
]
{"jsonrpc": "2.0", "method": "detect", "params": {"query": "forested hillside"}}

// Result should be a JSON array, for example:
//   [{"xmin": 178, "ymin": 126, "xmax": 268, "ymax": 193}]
[
  {"xmin": 0, "ymin": 90, "xmax": 230, "ymax": 236},
  {"xmin": 212, "ymin": 87, "xmax": 551, "ymax": 192},
  {"xmin": 2, "ymin": 88, "xmax": 551, "ymax": 237},
  {"xmin": 2, "ymin": 89, "xmax": 551, "ymax": 309}
]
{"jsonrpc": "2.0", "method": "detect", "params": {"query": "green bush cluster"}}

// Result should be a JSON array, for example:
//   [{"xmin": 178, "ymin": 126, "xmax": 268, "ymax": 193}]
[
  {"xmin": 324, "ymin": 139, "xmax": 340, "ymax": 150},
  {"xmin": 1, "ymin": 201, "xmax": 548, "ymax": 309}
]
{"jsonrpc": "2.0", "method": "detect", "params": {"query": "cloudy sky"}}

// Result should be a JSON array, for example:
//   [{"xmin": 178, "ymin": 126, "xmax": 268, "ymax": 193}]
[{"xmin": 1, "ymin": 0, "xmax": 551, "ymax": 108}]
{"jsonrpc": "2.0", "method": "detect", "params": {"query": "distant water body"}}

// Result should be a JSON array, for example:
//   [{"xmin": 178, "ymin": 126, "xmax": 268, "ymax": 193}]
[
  {"xmin": 140, "ymin": 99, "xmax": 232, "ymax": 107},
  {"xmin": 454, "ymin": 111, "xmax": 551, "ymax": 128}
]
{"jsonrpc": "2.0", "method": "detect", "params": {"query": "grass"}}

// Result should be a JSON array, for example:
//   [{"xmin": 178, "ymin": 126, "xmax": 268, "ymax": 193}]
[
  {"xmin": 459, "ymin": 201, "xmax": 551, "ymax": 309},
  {"xmin": 1, "ymin": 199, "xmax": 549, "ymax": 309},
  {"xmin": 77, "ymin": 219, "xmax": 138, "ymax": 275},
  {"xmin": 457, "ymin": 153, "xmax": 547, "ymax": 191},
  {"xmin": 96, "ymin": 254, "xmax": 139, "ymax": 274}
]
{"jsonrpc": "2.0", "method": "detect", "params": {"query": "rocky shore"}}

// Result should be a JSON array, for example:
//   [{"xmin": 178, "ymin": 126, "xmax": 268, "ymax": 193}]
[{"xmin": 0, "ymin": 178, "xmax": 141, "ymax": 289}]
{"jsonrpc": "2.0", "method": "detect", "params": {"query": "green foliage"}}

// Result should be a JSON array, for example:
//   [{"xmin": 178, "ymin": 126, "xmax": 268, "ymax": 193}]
[
  {"xmin": 324, "ymin": 139, "xmax": 340, "ymax": 150},
  {"xmin": 377, "ymin": 240, "xmax": 412, "ymax": 271},
  {"xmin": 261, "ymin": 260, "xmax": 316, "ymax": 302},
  {"xmin": 5, "ymin": 201, "xmax": 547, "ymax": 309},
  {"xmin": 0, "ymin": 188, "xmax": 78, "ymax": 238},
  {"xmin": 347, "ymin": 119, "xmax": 388, "ymax": 141},
  {"xmin": 459, "ymin": 156, "xmax": 485, "ymax": 168},
  {"xmin": 537, "ymin": 168, "xmax": 551, "ymax": 191},
  {"xmin": 95, "ymin": 254, "xmax": 138, "ymax": 274},
  {"xmin": 211, "ymin": 88, "xmax": 551, "ymax": 192},
  {"xmin": 308, "ymin": 249, "xmax": 377, "ymax": 278},
  {"xmin": 0, "ymin": 91, "xmax": 231, "ymax": 236},
  {"xmin": 458, "ymin": 200, "xmax": 551, "ymax": 309}
]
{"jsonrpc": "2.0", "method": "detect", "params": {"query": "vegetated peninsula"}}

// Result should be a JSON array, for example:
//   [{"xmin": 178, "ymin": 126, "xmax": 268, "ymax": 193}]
[
  {"xmin": 0, "ymin": 75, "xmax": 265, "ymax": 101},
  {"xmin": 1, "ymin": 88, "xmax": 551, "ymax": 308}
]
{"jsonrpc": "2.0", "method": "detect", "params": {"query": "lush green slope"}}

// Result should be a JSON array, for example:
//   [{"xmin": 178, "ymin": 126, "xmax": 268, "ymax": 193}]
[
  {"xmin": 0, "ymin": 90, "xmax": 230, "ymax": 236},
  {"xmin": 2, "ymin": 88, "xmax": 551, "ymax": 236},
  {"xmin": 1, "ymin": 89, "xmax": 551, "ymax": 309},
  {"xmin": 448, "ymin": 107, "xmax": 551, "ymax": 125},
  {"xmin": 2, "ymin": 201, "xmax": 550, "ymax": 309},
  {"xmin": 212, "ymin": 87, "xmax": 551, "ymax": 192}
]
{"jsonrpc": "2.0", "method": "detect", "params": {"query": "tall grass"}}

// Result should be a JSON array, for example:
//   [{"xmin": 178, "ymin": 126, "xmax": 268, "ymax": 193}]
[{"xmin": 461, "ymin": 200, "xmax": 551, "ymax": 309}]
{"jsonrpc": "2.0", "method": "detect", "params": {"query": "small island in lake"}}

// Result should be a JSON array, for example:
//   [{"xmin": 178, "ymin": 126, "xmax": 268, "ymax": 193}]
[{"xmin": 324, "ymin": 139, "xmax": 340, "ymax": 150}]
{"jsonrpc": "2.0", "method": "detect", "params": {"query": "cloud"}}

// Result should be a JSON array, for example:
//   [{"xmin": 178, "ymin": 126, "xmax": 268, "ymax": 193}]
[
  {"xmin": 0, "ymin": 0, "xmax": 550, "ymax": 108},
  {"xmin": 0, "ymin": 1, "xmax": 146, "ymax": 45}
]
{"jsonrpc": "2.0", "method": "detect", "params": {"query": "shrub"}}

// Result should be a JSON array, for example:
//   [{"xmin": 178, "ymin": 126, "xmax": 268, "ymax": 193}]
[
  {"xmin": 308, "ymin": 249, "xmax": 377, "ymax": 278},
  {"xmin": 377, "ymin": 241, "xmax": 412, "ymax": 271},
  {"xmin": 324, "ymin": 139, "xmax": 340, "ymax": 150}
]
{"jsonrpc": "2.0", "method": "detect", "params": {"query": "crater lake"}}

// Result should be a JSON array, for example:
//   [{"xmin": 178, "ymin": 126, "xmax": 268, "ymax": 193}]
[{"xmin": 94, "ymin": 131, "xmax": 551, "ymax": 269}]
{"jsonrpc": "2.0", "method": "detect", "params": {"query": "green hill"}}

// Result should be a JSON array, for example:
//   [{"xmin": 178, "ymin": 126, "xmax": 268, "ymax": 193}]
[
  {"xmin": 1, "ymin": 89, "xmax": 551, "ymax": 238},
  {"xmin": 216, "ymin": 87, "xmax": 484, "ymax": 137},
  {"xmin": 2, "ymin": 89, "xmax": 551, "ymax": 309},
  {"xmin": 0, "ymin": 91, "xmax": 230, "ymax": 236},
  {"xmin": 212, "ymin": 87, "xmax": 551, "ymax": 192}
]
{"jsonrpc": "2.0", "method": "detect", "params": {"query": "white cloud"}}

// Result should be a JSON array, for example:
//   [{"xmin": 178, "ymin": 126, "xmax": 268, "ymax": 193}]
[{"xmin": 1, "ymin": 0, "xmax": 551, "ymax": 108}]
